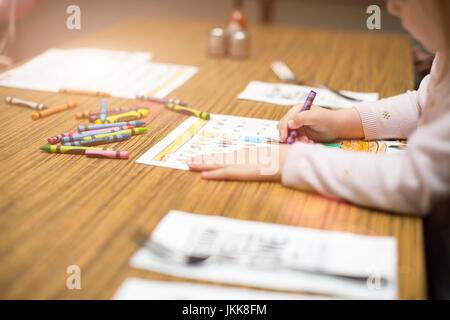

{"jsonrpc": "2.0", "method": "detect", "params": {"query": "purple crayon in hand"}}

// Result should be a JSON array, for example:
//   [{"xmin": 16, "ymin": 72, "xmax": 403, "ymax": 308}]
[{"xmin": 286, "ymin": 90, "xmax": 317, "ymax": 144}]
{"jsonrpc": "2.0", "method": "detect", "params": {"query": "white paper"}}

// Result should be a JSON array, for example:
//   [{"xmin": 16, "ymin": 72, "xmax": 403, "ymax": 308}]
[
  {"xmin": 0, "ymin": 48, "xmax": 198, "ymax": 99},
  {"xmin": 113, "ymin": 278, "xmax": 330, "ymax": 300},
  {"xmin": 130, "ymin": 210, "xmax": 398, "ymax": 299},
  {"xmin": 238, "ymin": 81, "xmax": 379, "ymax": 109},
  {"xmin": 136, "ymin": 114, "xmax": 280, "ymax": 170}
]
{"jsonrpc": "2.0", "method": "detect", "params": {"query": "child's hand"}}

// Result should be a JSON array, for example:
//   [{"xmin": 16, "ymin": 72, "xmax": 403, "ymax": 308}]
[
  {"xmin": 277, "ymin": 105, "xmax": 339, "ymax": 143},
  {"xmin": 187, "ymin": 145, "xmax": 292, "ymax": 182},
  {"xmin": 278, "ymin": 105, "xmax": 365, "ymax": 142}
]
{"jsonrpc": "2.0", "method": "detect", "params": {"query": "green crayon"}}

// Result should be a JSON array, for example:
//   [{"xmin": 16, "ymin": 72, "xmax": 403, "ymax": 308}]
[
  {"xmin": 81, "ymin": 127, "xmax": 147, "ymax": 140},
  {"xmin": 165, "ymin": 103, "xmax": 210, "ymax": 120}
]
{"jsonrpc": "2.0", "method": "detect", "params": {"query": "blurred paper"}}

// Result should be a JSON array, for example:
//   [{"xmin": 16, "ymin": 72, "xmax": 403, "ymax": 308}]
[
  {"xmin": 238, "ymin": 81, "xmax": 379, "ymax": 109},
  {"xmin": 113, "ymin": 278, "xmax": 329, "ymax": 300},
  {"xmin": 0, "ymin": 48, "xmax": 198, "ymax": 98},
  {"xmin": 130, "ymin": 210, "xmax": 398, "ymax": 299}
]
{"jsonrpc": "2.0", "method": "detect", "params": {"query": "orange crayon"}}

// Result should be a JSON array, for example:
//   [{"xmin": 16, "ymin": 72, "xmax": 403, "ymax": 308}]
[
  {"xmin": 59, "ymin": 89, "xmax": 111, "ymax": 97},
  {"xmin": 31, "ymin": 101, "xmax": 78, "ymax": 120}
]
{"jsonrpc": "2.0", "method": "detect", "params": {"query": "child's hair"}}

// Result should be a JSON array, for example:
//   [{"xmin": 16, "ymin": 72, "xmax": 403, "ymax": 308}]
[{"xmin": 414, "ymin": 0, "xmax": 450, "ymax": 50}]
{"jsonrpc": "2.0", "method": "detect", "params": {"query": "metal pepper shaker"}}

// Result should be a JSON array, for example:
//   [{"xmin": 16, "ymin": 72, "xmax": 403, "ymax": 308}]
[
  {"xmin": 228, "ymin": 30, "xmax": 249, "ymax": 59},
  {"xmin": 208, "ymin": 27, "xmax": 227, "ymax": 57}
]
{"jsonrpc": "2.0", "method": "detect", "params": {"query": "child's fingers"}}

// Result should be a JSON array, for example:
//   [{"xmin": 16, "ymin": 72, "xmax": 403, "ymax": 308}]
[
  {"xmin": 278, "ymin": 104, "xmax": 303, "ymax": 142},
  {"xmin": 287, "ymin": 110, "xmax": 316, "ymax": 129},
  {"xmin": 187, "ymin": 154, "xmax": 226, "ymax": 171},
  {"xmin": 201, "ymin": 166, "xmax": 262, "ymax": 181}
]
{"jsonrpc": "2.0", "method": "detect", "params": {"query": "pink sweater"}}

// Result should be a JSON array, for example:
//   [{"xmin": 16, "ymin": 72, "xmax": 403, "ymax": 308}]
[{"xmin": 282, "ymin": 53, "xmax": 450, "ymax": 215}]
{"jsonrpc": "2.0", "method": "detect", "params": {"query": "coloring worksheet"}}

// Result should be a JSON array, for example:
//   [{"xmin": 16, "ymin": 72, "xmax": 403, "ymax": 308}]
[
  {"xmin": 136, "ymin": 114, "xmax": 407, "ymax": 170},
  {"xmin": 136, "ymin": 114, "xmax": 281, "ymax": 170},
  {"xmin": 238, "ymin": 81, "xmax": 379, "ymax": 109},
  {"xmin": 129, "ymin": 210, "xmax": 398, "ymax": 299}
]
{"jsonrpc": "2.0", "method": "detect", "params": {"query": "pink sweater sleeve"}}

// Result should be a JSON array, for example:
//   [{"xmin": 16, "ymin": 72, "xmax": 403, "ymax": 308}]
[
  {"xmin": 281, "ymin": 110, "xmax": 450, "ymax": 215},
  {"xmin": 355, "ymin": 75, "xmax": 429, "ymax": 140}
]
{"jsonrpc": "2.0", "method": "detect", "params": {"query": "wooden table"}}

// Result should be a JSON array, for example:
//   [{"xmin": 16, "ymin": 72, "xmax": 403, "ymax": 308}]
[{"xmin": 0, "ymin": 18, "xmax": 425, "ymax": 299}]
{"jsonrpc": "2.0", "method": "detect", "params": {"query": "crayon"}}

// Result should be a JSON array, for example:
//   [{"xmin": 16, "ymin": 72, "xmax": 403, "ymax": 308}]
[
  {"xmin": 59, "ymin": 88, "xmax": 111, "ymax": 97},
  {"xmin": 62, "ymin": 134, "xmax": 132, "ymax": 146},
  {"xmin": 94, "ymin": 109, "xmax": 149, "ymax": 124},
  {"xmin": 40, "ymin": 145, "xmax": 115, "ymax": 154},
  {"xmin": 80, "ymin": 125, "xmax": 134, "ymax": 134},
  {"xmin": 88, "ymin": 107, "xmax": 143, "ymax": 122},
  {"xmin": 31, "ymin": 101, "xmax": 78, "ymax": 120},
  {"xmin": 77, "ymin": 121, "xmax": 146, "ymax": 132},
  {"xmin": 136, "ymin": 95, "xmax": 188, "ymax": 107},
  {"xmin": 286, "ymin": 91, "xmax": 316, "ymax": 144},
  {"xmin": 85, "ymin": 150, "xmax": 129, "ymax": 159},
  {"xmin": 6, "ymin": 97, "xmax": 47, "ymax": 110},
  {"xmin": 165, "ymin": 103, "xmax": 210, "ymax": 120},
  {"xmin": 100, "ymin": 99, "xmax": 107, "ymax": 122},
  {"xmin": 61, "ymin": 127, "xmax": 137, "ymax": 142},
  {"xmin": 74, "ymin": 106, "xmax": 134, "ymax": 119},
  {"xmin": 47, "ymin": 131, "xmax": 78, "ymax": 144},
  {"xmin": 81, "ymin": 127, "xmax": 147, "ymax": 140}
]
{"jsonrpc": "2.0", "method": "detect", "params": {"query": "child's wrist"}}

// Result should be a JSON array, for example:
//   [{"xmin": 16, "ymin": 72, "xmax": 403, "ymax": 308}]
[{"xmin": 335, "ymin": 108, "xmax": 365, "ymax": 139}]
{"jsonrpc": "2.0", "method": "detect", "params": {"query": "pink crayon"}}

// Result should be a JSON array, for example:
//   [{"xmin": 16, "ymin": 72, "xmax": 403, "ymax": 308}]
[
  {"xmin": 48, "ymin": 131, "xmax": 77, "ymax": 144},
  {"xmin": 85, "ymin": 150, "xmax": 129, "ymax": 159},
  {"xmin": 80, "ymin": 125, "xmax": 135, "ymax": 134}
]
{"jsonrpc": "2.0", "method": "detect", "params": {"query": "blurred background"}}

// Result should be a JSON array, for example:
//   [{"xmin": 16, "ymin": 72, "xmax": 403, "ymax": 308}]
[{"xmin": 1, "ymin": 0, "xmax": 404, "ymax": 63}]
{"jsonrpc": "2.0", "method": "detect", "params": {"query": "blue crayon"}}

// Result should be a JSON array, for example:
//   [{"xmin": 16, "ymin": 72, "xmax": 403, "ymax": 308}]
[
  {"xmin": 62, "ymin": 134, "xmax": 132, "ymax": 146},
  {"xmin": 242, "ymin": 136, "xmax": 279, "ymax": 143},
  {"xmin": 78, "ymin": 121, "xmax": 146, "ymax": 132},
  {"xmin": 61, "ymin": 127, "xmax": 125, "ymax": 143},
  {"xmin": 100, "ymin": 99, "xmax": 107, "ymax": 122}
]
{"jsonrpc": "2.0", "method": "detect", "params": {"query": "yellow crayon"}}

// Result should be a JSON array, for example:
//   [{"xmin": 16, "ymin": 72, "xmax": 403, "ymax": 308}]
[
  {"xmin": 81, "ymin": 127, "xmax": 148, "ymax": 140},
  {"xmin": 95, "ymin": 109, "xmax": 149, "ymax": 124}
]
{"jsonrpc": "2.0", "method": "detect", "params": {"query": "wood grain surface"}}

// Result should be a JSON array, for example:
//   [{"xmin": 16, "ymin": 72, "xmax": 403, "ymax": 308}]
[{"xmin": 0, "ymin": 17, "xmax": 425, "ymax": 299}]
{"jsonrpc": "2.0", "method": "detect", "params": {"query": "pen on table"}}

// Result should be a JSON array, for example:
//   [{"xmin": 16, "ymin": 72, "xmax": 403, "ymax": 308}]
[
  {"xmin": 165, "ymin": 103, "xmax": 210, "ymax": 120},
  {"xmin": 59, "ymin": 89, "xmax": 111, "ymax": 97},
  {"xmin": 5, "ymin": 96, "xmax": 47, "ymax": 110},
  {"xmin": 286, "ymin": 90, "xmax": 316, "ymax": 144}
]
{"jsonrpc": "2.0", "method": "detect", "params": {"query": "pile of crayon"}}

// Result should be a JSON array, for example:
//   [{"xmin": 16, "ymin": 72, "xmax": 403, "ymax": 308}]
[
  {"xmin": 40, "ymin": 99, "xmax": 151, "ymax": 160},
  {"xmin": 40, "ymin": 120, "xmax": 148, "ymax": 159}
]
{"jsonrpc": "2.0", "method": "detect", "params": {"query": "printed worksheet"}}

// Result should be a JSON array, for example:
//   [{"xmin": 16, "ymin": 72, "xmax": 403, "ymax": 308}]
[
  {"xmin": 129, "ymin": 210, "xmax": 398, "ymax": 299},
  {"xmin": 0, "ymin": 48, "xmax": 198, "ymax": 98},
  {"xmin": 136, "ymin": 114, "xmax": 407, "ymax": 170},
  {"xmin": 238, "ymin": 81, "xmax": 379, "ymax": 109},
  {"xmin": 136, "ymin": 114, "xmax": 281, "ymax": 170},
  {"xmin": 114, "ymin": 278, "xmax": 329, "ymax": 300}
]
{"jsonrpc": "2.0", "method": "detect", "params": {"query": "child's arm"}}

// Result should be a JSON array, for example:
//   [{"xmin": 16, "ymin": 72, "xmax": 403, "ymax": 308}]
[
  {"xmin": 282, "ymin": 110, "xmax": 450, "ymax": 215},
  {"xmin": 278, "ymin": 75, "xmax": 430, "ymax": 142}
]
